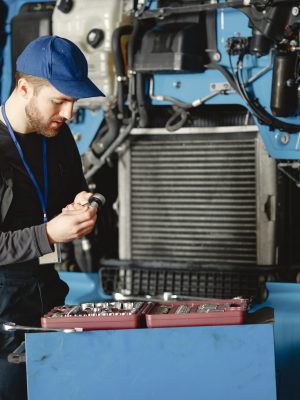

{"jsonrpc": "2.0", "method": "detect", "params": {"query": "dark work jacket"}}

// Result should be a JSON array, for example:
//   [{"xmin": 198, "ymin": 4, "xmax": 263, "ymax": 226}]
[
  {"xmin": 0, "ymin": 122, "xmax": 88, "ymax": 266},
  {"xmin": 0, "ymin": 161, "xmax": 13, "ymax": 225}
]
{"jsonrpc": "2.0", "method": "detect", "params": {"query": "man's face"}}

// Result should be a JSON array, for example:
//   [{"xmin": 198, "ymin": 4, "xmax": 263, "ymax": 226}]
[{"xmin": 25, "ymin": 84, "xmax": 76, "ymax": 137}]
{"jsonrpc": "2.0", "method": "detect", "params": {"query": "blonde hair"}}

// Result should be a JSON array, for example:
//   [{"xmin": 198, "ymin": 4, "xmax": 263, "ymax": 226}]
[{"xmin": 15, "ymin": 72, "xmax": 51, "ymax": 94}]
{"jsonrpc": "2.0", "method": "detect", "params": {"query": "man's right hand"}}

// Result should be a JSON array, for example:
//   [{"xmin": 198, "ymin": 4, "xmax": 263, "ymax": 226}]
[{"xmin": 45, "ymin": 205, "xmax": 97, "ymax": 244}]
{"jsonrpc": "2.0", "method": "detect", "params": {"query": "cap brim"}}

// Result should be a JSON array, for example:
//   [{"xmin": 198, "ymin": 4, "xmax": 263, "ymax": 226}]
[{"xmin": 48, "ymin": 77, "xmax": 105, "ymax": 99}]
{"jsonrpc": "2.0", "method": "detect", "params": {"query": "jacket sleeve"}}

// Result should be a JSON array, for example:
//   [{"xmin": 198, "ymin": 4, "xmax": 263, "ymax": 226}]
[{"xmin": 0, "ymin": 223, "xmax": 53, "ymax": 265}]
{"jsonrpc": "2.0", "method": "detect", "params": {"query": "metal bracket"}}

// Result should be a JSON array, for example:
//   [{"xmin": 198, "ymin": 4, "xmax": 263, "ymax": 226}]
[{"xmin": 7, "ymin": 341, "xmax": 26, "ymax": 364}]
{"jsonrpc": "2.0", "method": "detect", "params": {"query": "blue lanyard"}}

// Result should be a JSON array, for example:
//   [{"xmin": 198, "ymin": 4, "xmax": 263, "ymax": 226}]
[{"xmin": 1, "ymin": 104, "xmax": 48, "ymax": 222}]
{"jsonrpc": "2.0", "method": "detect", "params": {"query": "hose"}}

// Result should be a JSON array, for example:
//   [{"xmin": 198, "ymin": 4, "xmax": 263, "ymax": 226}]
[{"xmin": 111, "ymin": 25, "xmax": 133, "ymax": 116}]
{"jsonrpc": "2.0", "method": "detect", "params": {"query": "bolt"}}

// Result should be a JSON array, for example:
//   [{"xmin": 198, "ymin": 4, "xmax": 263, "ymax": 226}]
[
  {"xmin": 73, "ymin": 133, "xmax": 81, "ymax": 142},
  {"xmin": 173, "ymin": 81, "xmax": 182, "ymax": 89},
  {"xmin": 212, "ymin": 52, "xmax": 221, "ymax": 62},
  {"xmin": 280, "ymin": 134, "xmax": 290, "ymax": 144},
  {"xmin": 287, "ymin": 79, "xmax": 295, "ymax": 87}
]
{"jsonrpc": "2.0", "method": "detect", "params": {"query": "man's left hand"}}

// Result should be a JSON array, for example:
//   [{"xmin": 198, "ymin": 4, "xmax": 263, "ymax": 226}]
[
  {"xmin": 62, "ymin": 191, "xmax": 93, "ymax": 212},
  {"xmin": 74, "ymin": 191, "xmax": 93, "ymax": 205}
]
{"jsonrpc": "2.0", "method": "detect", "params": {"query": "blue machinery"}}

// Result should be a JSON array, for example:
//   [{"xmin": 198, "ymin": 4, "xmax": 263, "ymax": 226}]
[
  {"xmin": 3, "ymin": 0, "xmax": 300, "ymax": 399},
  {"xmin": 3, "ymin": 0, "xmax": 300, "ymax": 161}
]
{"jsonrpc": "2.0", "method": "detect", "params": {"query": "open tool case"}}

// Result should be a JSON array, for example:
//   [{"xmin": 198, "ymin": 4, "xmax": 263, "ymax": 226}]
[
  {"xmin": 41, "ymin": 298, "xmax": 248, "ymax": 330},
  {"xmin": 41, "ymin": 301, "xmax": 151, "ymax": 330},
  {"xmin": 145, "ymin": 298, "xmax": 249, "ymax": 328}
]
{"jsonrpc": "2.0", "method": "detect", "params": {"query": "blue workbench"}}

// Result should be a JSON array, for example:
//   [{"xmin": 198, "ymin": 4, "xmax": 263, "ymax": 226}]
[
  {"xmin": 25, "ymin": 323, "xmax": 276, "ymax": 400},
  {"xmin": 54, "ymin": 273, "xmax": 300, "ymax": 400},
  {"xmin": 254, "ymin": 282, "xmax": 300, "ymax": 400}
]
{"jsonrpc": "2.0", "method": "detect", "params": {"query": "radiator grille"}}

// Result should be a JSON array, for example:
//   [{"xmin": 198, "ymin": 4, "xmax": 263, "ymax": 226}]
[
  {"xmin": 128, "ymin": 132, "xmax": 256, "ymax": 263},
  {"xmin": 119, "ymin": 127, "xmax": 276, "ymax": 265}
]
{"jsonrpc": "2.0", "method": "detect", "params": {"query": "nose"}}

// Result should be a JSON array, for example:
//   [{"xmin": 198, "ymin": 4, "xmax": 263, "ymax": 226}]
[{"xmin": 59, "ymin": 102, "xmax": 74, "ymax": 120}]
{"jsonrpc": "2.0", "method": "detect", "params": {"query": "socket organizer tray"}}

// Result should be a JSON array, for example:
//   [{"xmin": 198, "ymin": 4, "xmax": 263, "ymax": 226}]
[
  {"xmin": 41, "ymin": 301, "xmax": 151, "ymax": 330},
  {"xmin": 145, "ymin": 298, "xmax": 249, "ymax": 328}
]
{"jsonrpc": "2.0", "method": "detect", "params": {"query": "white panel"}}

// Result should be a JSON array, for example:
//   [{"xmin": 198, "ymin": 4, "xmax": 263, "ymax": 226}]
[{"xmin": 53, "ymin": 0, "xmax": 131, "ymax": 109}]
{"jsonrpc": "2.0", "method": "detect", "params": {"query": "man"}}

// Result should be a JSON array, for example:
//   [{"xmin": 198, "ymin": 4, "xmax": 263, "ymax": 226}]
[{"xmin": 0, "ymin": 35, "xmax": 105, "ymax": 399}]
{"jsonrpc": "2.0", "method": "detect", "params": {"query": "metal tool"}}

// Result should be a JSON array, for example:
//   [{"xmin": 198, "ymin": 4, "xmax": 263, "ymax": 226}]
[
  {"xmin": 78, "ymin": 301, "xmax": 143, "ymax": 315},
  {"xmin": 113, "ymin": 291, "xmax": 220, "ymax": 302},
  {"xmin": 2, "ymin": 322, "xmax": 83, "ymax": 333},
  {"xmin": 88, "ymin": 193, "xmax": 106, "ymax": 209},
  {"xmin": 7, "ymin": 341, "xmax": 26, "ymax": 364},
  {"xmin": 175, "ymin": 305, "xmax": 192, "ymax": 314},
  {"xmin": 158, "ymin": 305, "xmax": 172, "ymax": 314}
]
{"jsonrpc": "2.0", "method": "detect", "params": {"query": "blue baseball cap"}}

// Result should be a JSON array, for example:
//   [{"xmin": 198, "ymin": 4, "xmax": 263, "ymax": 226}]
[{"xmin": 16, "ymin": 35, "xmax": 105, "ymax": 99}]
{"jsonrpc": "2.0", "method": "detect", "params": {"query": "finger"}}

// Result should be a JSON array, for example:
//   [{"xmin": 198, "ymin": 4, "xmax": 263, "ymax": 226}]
[
  {"xmin": 74, "ymin": 207, "xmax": 97, "ymax": 219},
  {"xmin": 62, "ymin": 205, "xmax": 75, "ymax": 212},
  {"xmin": 71, "ymin": 219, "xmax": 97, "ymax": 237},
  {"xmin": 62, "ymin": 203, "xmax": 86, "ymax": 213},
  {"xmin": 74, "ymin": 191, "xmax": 93, "ymax": 205},
  {"xmin": 61, "ymin": 206, "xmax": 90, "ymax": 216},
  {"xmin": 73, "ymin": 203, "xmax": 86, "ymax": 210},
  {"xmin": 65, "ymin": 211, "xmax": 97, "ymax": 228}
]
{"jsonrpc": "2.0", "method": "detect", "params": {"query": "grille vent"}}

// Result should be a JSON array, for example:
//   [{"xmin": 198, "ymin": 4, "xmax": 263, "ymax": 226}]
[
  {"xmin": 118, "ymin": 127, "xmax": 276, "ymax": 265},
  {"xmin": 99, "ymin": 260, "xmax": 278, "ymax": 301}
]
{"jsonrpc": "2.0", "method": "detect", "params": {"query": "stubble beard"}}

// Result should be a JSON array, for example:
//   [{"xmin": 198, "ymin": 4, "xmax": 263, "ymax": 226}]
[{"xmin": 25, "ymin": 99, "xmax": 63, "ymax": 138}]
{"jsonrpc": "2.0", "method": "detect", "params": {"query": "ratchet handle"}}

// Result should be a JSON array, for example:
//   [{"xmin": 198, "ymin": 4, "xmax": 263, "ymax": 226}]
[{"xmin": 2, "ymin": 321, "xmax": 82, "ymax": 333}]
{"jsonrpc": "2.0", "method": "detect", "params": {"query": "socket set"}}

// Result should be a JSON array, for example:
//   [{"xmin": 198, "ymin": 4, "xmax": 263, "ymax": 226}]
[
  {"xmin": 41, "ymin": 301, "xmax": 151, "ymax": 331},
  {"xmin": 145, "ymin": 298, "xmax": 248, "ymax": 328}
]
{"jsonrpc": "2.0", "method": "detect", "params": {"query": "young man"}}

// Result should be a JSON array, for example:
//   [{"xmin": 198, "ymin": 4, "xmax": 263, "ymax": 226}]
[{"xmin": 0, "ymin": 35, "xmax": 105, "ymax": 399}]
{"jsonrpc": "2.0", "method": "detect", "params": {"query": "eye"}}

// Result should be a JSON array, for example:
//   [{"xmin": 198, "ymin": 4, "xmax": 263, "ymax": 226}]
[{"xmin": 52, "ymin": 100, "xmax": 63, "ymax": 105}]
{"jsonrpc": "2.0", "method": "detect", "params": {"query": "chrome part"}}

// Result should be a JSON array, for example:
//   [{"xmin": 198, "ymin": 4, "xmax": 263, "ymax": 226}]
[{"xmin": 2, "ymin": 322, "xmax": 82, "ymax": 333}]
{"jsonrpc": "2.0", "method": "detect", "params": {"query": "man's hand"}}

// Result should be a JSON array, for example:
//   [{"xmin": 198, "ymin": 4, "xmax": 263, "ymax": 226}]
[
  {"xmin": 62, "ymin": 191, "xmax": 93, "ymax": 212},
  {"xmin": 46, "ymin": 206, "xmax": 97, "ymax": 244},
  {"xmin": 74, "ymin": 191, "xmax": 93, "ymax": 206}
]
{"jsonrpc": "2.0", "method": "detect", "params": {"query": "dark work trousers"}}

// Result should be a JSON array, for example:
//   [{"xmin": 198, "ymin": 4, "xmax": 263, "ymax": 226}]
[{"xmin": 0, "ymin": 264, "xmax": 69, "ymax": 400}]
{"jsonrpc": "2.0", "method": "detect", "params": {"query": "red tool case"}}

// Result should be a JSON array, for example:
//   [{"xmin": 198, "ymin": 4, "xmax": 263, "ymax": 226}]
[
  {"xmin": 145, "ymin": 298, "xmax": 248, "ymax": 328},
  {"xmin": 41, "ymin": 301, "xmax": 150, "ymax": 330},
  {"xmin": 41, "ymin": 298, "xmax": 248, "ymax": 330}
]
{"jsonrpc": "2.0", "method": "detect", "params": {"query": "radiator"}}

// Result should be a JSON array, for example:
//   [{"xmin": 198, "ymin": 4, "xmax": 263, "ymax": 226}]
[{"xmin": 118, "ymin": 127, "xmax": 277, "ymax": 265}]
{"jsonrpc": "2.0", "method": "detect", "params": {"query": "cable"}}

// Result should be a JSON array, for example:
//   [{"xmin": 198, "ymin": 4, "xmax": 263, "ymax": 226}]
[
  {"xmin": 165, "ymin": 106, "xmax": 189, "ymax": 132},
  {"xmin": 139, "ymin": 0, "xmax": 246, "ymax": 20},
  {"xmin": 229, "ymin": 52, "xmax": 300, "ymax": 133},
  {"xmin": 84, "ymin": 111, "xmax": 137, "ymax": 180},
  {"xmin": 238, "ymin": 57, "xmax": 300, "ymax": 132}
]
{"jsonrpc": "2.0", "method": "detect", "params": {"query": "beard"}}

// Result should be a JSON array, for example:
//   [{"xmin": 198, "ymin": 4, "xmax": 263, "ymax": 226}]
[{"xmin": 25, "ymin": 98, "xmax": 65, "ymax": 138}]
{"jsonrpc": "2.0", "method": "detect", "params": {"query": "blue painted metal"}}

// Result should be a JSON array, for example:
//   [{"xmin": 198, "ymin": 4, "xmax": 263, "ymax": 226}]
[
  {"xmin": 2, "ymin": 1, "xmax": 300, "ymax": 158},
  {"xmin": 254, "ymin": 283, "xmax": 300, "ymax": 400},
  {"xmin": 67, "ymin": 107, "xmax": 104, "ymax": 155},
  {"xmin": 26, "ymin": 323, "xmax": 276, "ymax": 400},
  {"xmin": 59, "ymin": 271, "xmax": 111, "ymax": 304},
  {"xmin": 1, "ymin": 0, "xmax": 48, "ymax": 102},
  {"xmin": 152, "ymin": 6, "xmax": 300, "ymax": 160}
]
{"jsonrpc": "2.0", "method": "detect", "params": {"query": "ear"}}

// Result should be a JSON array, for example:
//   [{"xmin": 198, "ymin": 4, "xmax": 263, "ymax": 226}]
[{"xmin": 16, "ymin": 77, "xmax": 33, "ymax": 99}]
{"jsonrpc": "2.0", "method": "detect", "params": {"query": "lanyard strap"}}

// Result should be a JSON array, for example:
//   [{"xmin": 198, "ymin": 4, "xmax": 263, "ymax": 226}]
[{"xmin": 1, "ymin": 104, "xmax": 48, "ymax": 222}]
